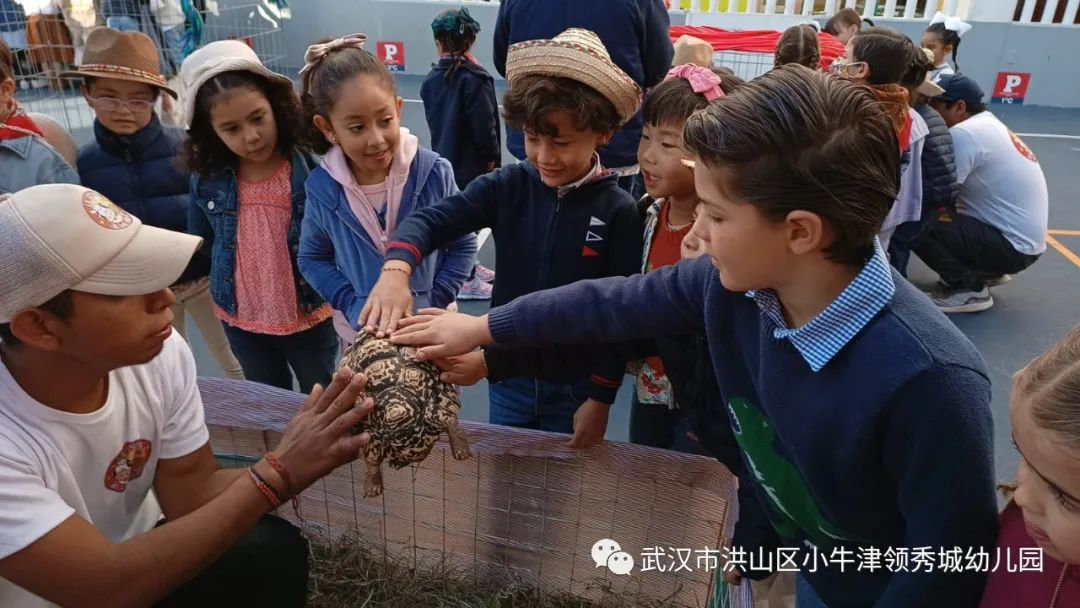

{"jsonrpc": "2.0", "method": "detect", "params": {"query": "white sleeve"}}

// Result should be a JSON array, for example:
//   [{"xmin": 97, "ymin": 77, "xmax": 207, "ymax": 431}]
[
  {"xmin": 0, "ymin": 446, "xmax": 75, "ymax": 560},
  {"xmin": 951, "ymin": 127, "xmax": 981, "ymax": 185},
  {"xmin": 158, "ymin": 335, "xmax": 210, "ymax": 460}
]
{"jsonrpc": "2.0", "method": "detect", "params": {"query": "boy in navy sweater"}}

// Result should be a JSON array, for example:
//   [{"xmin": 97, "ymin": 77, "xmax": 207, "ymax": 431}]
[
  {"xmin": 364, "ymin": 29, "xmax": 644, "ymax": 448},
  {"xmin": 391, "ymin": 66, "xmax": 998, "ymax": 607}
]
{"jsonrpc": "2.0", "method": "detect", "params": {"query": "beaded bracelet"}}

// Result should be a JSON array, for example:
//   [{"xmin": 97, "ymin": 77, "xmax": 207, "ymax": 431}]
[
  {"xmin": 248, "ymin": 467, "xmax": 282, "ymax": 508},
  {"xmin": 264, "ymin": 452, "xmax": 300, "ymax": 512}
]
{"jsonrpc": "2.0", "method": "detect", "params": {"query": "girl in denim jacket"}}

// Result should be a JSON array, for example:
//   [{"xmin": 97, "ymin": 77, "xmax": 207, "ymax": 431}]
[{"xmin": 183, "ymin": 40, "xmax": 337, "ymax": 392}]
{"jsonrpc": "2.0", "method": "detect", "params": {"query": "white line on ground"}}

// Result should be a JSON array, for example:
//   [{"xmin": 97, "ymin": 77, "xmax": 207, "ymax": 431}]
[{"xmin": 1016, "ymin": 133, "xmax": 1080, "ymax": 140}]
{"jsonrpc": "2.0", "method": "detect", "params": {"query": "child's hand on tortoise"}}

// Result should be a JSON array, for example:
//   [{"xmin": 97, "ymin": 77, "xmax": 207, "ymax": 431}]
[
  {"xmin": 433, "ymin": 351, "xmax": 487, "ymax": 386},
  {"xmin": 391, "ymin": 308, "xmax": 493, "ymax": 360},
  {"xmin": 359, "ymin": 261, "xmax": 415, "ymax": 337}
]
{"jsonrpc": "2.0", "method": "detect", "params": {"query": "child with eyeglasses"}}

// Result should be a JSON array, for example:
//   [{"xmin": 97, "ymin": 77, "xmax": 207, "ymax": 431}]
[{"xmin": 70, "ymin": 27, "xmax": 245, "ymax": 380}]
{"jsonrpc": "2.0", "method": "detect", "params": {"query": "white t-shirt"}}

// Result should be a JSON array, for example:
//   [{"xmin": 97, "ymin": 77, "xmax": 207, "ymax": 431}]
[
  {"xmin": 951, "ymin": 112, "xmax": 1049, "ymax": 255},
  {"xmin": 0, "ymin": 333, "xmax": 209, "ymax": 608},
  {"xmin": 880, "ymin": 108, "xmax": 930, "ymax": 251}
]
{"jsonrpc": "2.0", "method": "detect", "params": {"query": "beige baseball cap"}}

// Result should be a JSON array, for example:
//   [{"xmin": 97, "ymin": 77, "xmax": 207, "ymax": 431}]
[{"xmin": 0, "ymin": 185, "xmax": 202, "ymax": 323}]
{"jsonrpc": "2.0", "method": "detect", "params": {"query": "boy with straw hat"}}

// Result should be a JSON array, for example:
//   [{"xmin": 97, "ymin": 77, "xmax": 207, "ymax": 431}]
[
  {"xmin": 364, "ymin": 28, "xmax": 644, "ymax": 448},
  {"xmin": 67, "ymin": 27, "xmax": 244, "ymax": 380}
]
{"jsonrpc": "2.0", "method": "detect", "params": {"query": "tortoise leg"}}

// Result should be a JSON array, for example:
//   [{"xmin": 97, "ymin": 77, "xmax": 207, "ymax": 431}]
[
  {"xmin": 446, "ymin": 419, "xmax": 472, "ymax": 461},
  {"xmin": 363, "ymin": 449, "xmax": 385, "ymax": 498}
]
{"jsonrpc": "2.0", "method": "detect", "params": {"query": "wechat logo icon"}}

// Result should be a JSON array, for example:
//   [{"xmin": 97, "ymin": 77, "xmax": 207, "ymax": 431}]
[{"xmin": 592, "ymin": 538, "xmax": 635, "ymax": 575}]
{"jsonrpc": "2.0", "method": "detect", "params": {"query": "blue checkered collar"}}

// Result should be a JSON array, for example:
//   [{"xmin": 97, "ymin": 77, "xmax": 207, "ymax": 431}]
[{"xmin": 745, "ymin": 240, "xmax": 895, "ymax": 372}]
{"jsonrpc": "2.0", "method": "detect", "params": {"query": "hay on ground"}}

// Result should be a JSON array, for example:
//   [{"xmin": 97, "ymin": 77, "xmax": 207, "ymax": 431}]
[{"xmin": 307, "ymin": 532, "xmax": 695, "ymax": 608}]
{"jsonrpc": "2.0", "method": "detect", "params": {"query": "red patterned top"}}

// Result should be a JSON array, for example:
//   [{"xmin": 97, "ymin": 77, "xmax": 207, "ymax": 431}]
[{"xmin": 215, "ymin": 161, "xmax": 332, "ymax": 335}]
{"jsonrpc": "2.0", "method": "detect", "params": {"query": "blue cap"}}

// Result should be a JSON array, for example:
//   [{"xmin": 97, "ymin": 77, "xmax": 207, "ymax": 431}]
[{"xmin": 936, "ymin": 73, "xmax": 984, "ymax": 106}]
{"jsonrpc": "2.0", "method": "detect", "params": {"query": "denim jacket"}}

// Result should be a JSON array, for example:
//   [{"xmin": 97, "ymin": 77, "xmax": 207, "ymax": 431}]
[
  {"xmin": 0, "ymin": 135, "xmax": 80, "ymax": 194},
  {"xmin": 188, "ymin": 150, "xmax": 326, "ymax": 317}
]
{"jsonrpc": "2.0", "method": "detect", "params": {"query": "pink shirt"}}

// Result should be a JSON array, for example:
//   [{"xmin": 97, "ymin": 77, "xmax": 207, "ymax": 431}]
[{"xmin": 215, "ymin": 160, "xmax": 331, "ymax": 335}]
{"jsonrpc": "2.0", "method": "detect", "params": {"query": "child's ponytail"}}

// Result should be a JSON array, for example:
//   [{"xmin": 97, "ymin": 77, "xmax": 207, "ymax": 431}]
[
  {"xmin": 299, "ymin": 34, "xmax": 396, "ymax": 155},
  {"xmin": 431, "ymin": 9, "xmax": 481, "ymax": 83}
]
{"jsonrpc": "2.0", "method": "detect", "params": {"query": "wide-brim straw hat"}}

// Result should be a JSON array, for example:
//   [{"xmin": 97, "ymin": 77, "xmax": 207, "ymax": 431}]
[
  {"xmin": 61, "ymin": 27, "xmax": 177, "ymax": 98},
  {"xmin": 505, "ymin": 28, "xmax": 642, "ymax": 125}
]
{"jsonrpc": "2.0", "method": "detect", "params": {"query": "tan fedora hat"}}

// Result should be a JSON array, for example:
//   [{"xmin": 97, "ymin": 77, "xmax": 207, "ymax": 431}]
[
  {"xmin": 506, "ymin": 28, "xmax": 642, "ymax": 125},
  {"xmin": 63, "ymin": 27, "xmax": 177, "ymax": 98}
]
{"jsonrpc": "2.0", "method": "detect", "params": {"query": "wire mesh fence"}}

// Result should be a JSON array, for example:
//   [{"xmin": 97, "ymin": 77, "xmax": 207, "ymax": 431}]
[
  {"xmin": 713, "ymin": 50, "xmax": 775, "ymax": 81},
  {"xmin": 3, "ymin": 0, "xmax": 289, "ymax": 145}
]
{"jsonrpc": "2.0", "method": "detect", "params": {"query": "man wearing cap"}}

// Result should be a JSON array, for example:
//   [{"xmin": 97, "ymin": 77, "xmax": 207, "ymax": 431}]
[
  {"xmin": 916, "ymin": 73, "xmax": 1048, "ymax": 313},
  {"xmin": 492, "ymin": 0, "xmax": 673, "ymax": 197},
  {"xmin": 68, "ymin": 27, "xmax": 243, "ymax": 380},
  {"xmin": 0, "ymin": 184, "xmax": 373, "ymax": 607}
]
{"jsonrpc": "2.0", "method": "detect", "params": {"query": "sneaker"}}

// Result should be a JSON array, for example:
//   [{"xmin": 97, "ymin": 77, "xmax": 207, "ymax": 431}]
[
  {"xmin": 473, "ymin": 263, "xmax": 496, "ymax": 283},
  {"xmin": 457, "ymin": 277, "xmax": 493, "ymax": 300},
  {"xmin": 932, "ymin": 287, "xmax": 994, "ymax": 313},
  {"xmin": 982, "ymin": 274, "xmax": 1012, "ymax": 287}
]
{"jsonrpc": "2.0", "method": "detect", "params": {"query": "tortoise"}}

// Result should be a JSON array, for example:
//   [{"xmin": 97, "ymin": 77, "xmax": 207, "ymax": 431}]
[{"xmin": 340, "ymin": 329, "xmax": 472, "ymax": 497}]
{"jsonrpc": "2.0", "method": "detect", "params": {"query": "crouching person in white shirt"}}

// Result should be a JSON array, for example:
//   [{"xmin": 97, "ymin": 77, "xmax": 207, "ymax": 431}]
[
  {"xmin": 918, "ymin": 73, "xmax": 1048, "ymax": 314},
  {"xmin": 0, "ymin": 184, "xmax": 374, "ymax": 608}
]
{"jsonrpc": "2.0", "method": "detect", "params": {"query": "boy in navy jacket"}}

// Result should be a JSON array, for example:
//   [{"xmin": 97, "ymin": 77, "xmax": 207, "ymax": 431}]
[
  {"xmin": 364, "ymin": 29, "xmax": 644, "ymax": 449},
  {"xmin": 390, "ymin": 66, "xmax": 998, "ymax": 607}
]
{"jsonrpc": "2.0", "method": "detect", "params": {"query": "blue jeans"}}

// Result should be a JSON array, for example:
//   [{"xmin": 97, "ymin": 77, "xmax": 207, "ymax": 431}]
[
  {"xmin": 223, "ymin": 319, "xmax": 338, "ymax": 393},
  {"xmin": 796, "ymin": 574, "xmax": 829, "ymax": 608},
  {"xmin": 629, "ymin": 396, "xmax": 708, "ymax": 455},
  {"xmin": 488, "ymin": 377, "xmax": 587, "ymax": 433}
]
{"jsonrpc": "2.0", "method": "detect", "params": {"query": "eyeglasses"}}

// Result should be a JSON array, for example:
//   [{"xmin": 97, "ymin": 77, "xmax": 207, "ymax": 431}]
[
  {"xmin": 828, "ymin": 60, "xmax": 868, "ymax": 78},
  {"xmin": 86, "ymin": 95, "xmax": 156, "ymax": 113}
]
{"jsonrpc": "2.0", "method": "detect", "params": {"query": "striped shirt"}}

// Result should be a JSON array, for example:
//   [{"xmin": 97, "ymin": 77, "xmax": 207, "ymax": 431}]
[{"xmin": 746, "ymin": 240, "xmax": 895, "ymax": 372}]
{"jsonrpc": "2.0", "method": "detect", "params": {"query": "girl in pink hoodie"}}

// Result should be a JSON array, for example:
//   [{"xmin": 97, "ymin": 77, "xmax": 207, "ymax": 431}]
[{"xmin": 296, "ymin": 34, "xmax": 476, "ymax": 348}]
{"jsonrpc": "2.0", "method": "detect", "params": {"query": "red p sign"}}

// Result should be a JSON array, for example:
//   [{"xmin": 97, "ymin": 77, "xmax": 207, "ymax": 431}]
[
  {"xmin": 992, "ymin": 72, "xmax": 1030, "ymax": 105},
  {"xmin": 377, "ymin": 41, "xmax": 405, "ymax": 72}
]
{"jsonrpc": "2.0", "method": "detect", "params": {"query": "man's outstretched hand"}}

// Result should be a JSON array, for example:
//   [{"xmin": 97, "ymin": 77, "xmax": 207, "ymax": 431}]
[
  {"xmin": 391, "ymin": 308, "xmax": 494, "ymax": 360},
  {"xmin": 275, "ymin": 368, "xmax": 374, "ymax": 492}
]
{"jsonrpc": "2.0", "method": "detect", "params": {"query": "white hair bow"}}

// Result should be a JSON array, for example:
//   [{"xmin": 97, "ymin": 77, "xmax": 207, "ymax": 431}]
[{"xmin": 930, "ymin": 12, "xmax": 973, "ymax": 38}]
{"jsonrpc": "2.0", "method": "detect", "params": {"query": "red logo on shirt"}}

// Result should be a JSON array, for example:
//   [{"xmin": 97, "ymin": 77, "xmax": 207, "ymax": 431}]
[
  {"xmin": 1008, "ymin": 131, "xmax": 1038, "ymax": 163},
  {"xmin": 104, "ymin": 439, "xmax": 153, "ymax": 492}
]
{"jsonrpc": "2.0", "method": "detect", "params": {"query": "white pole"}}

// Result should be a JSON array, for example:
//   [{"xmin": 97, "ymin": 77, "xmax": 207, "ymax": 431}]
[
  {"xmin": 1019, "ymin": 0, "xmax": 1037, "ymax": 22},
  {"xmin": 1066, "ymin": 0, "xmax": 1080, "ymax": 23},
  {"xmin": 1039, "ymin": 0, "xmax": 1059, "ymax": 22},
  {"xmin": 824, "ymin": 0, "xmax": 838, "ymax": 15},
  {"xmin": 903, "ymin": 0, "xmax": 917, "ymax": 19},
  {"xmin": 863, "ymin": 0, "xmax": 878, "ymax": 18},
  {"xmin": 883, "ymin": 0, "xmax": 898, "ymax": 18},
  {"xmin": 765, "ymin": 0, "xmax": 779, "ymax": 15}
]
